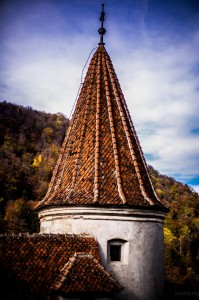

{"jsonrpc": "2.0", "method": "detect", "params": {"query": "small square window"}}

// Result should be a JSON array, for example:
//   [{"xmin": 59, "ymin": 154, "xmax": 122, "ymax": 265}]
[
  {"xmin": 110, "ymin": 245, "xmax": 121, "ymax": 261},
  {"xmin": 108, "ymin": 239, "xmax": 129, "ymax": 264}
]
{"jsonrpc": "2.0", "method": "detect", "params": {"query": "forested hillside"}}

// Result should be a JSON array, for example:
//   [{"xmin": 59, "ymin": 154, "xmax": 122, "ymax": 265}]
[
  {"xmin": 149, "ymin": 166, "xmax": 199, "ymax": 295},
  {"xmin": 0, "ymin": 101, "xmax": 69, "ymax": 233},
  {"xmin": 0, "ymin": 101, "xmax": 198, "ymax": 296}
]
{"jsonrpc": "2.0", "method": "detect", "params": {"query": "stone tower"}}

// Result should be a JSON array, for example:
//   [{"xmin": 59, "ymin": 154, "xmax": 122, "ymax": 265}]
[{"xmin": 36, "ymin": 4, "xmax": 168, "ymax": 300}]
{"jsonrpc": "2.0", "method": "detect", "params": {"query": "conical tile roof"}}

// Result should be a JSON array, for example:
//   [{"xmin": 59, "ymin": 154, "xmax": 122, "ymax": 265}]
[{"xmin": 36, "ymin": 45, "xmax": 167, "ymax": 212}]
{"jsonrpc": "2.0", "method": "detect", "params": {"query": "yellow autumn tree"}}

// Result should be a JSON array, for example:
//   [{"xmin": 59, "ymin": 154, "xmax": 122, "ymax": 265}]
[
  {"xmin": 164, "ymin": 227, "xmax": 176, "ymax": 244},
  {"xmin": 32, "ymin": 154, "xmax": 42, "ymax": 168}
]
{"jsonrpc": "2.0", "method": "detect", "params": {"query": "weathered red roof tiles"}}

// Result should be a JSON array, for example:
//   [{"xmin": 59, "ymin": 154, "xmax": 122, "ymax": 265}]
[
  {"xmin": 0, "ymin": 234, "xmax": 122, "ymax": 299},
  {"xmin": 36, "ymin": 44, "xmax": 167, "ymax": 211},
  {"xmin": 52, "ymin": 253, "xmax": 122, "ymax": 293}
]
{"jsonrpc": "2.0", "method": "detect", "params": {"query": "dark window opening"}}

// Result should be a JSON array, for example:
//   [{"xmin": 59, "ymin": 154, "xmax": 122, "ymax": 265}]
[{"xmin": 110, "ymin": 245, "xmax": 121, "ymax": 261}]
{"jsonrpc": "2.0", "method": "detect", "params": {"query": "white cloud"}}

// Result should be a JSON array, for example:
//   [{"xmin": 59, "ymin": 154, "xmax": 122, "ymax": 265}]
[
  {"xmin": 0, "ymin": 32, "xmax": 96, "ymax": 116},
  {"xmin": 191, "ymin": 185, "xmax": 199, "ymax": 194},
  {"xmin": 110, "ymin": 32, "xmax": 199, "ymax": 180}
]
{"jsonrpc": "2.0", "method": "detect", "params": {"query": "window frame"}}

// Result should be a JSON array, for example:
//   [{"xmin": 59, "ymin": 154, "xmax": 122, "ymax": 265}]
[{"xmin": 107, "ymin": 239, "xmax": 128, "ymax": 264}]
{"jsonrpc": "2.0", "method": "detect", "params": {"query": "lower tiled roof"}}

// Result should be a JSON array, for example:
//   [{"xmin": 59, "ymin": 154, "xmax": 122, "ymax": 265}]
[
  {"xmin": 0, "ymin": 234, "xmax": 123, "ymax": 299},
  {"xmin": 52, "ymin": 253, "xmax": 122, "ymax": 293}
]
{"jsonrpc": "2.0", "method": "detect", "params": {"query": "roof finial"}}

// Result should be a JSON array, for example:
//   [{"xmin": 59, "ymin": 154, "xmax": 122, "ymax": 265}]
[{"xmin": 98, "ymin": 2, "xmax": 106, "ymax": 45}]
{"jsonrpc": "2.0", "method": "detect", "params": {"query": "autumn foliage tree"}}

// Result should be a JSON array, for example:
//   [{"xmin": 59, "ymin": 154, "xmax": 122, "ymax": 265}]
[{"xmin": 149, "ymin": 166, "xmax": 199, "ymax": 293}]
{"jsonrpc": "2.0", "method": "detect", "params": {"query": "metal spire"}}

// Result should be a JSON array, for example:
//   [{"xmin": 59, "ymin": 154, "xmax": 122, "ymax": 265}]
[{"xmin": 98, "ymin": 2, "xmax": 106, "ymax": 45}]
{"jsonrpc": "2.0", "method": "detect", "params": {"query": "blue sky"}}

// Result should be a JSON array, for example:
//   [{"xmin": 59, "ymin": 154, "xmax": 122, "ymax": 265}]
[{"xmin": 0, "ymin": 0, "xmax": 199, "ymax": 193}]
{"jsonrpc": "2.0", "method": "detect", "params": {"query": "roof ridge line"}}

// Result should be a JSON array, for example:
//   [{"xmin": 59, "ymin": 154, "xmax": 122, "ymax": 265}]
[
  {"xmin": 51, "ymin": 255, "xmax": 77, "ymax": 290},
  {"xmin": 94, "ymin": 51, "xmax": 102, "ymax": 203},
  {"xmin": 113, "ymin": 74, "xmax": 162, "ymax": 204},
  {"xmin": 102, "ymin": 52, "xmax": 127, "ymax": 205},
  {"xmin": 105, "ymin": 53, "xmax": 154, "ymax": 205}
]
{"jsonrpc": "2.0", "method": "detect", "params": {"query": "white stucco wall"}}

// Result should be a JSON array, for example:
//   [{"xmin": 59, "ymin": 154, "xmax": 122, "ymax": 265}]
[{"xmin": 38, "ymin": 207, "xmax": 165, "ymax": 300}]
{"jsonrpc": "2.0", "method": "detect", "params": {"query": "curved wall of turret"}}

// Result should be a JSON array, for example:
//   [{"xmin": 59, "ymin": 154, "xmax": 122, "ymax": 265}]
[{"xmin": 39, "ymin": 206, "xmax": 165, "ymax": 300}]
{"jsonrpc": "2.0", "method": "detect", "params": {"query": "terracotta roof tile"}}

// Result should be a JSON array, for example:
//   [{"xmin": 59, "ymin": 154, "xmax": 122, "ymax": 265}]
[
  {"xmin": 0, "ymin": 234, "xmax": 122, "ymax": 299},
  {"xmin": 51, "ymin": 253, "xmax": 123, "ymax": 293},
  {"xmin": 36, "ymin": 45, "xmax": 168, "ymax": 212}
]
